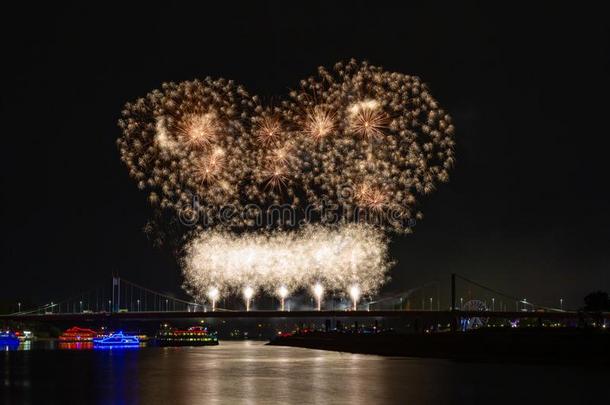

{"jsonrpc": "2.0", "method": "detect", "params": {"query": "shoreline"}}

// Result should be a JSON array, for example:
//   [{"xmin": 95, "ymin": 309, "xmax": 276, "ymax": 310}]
[{"xmin": 268, "ymin": 328, "xmax": 610, "ymax": 364}]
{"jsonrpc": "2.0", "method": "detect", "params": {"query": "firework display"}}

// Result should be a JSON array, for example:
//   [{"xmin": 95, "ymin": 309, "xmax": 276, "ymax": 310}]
[
  {"xmin": 117, "ymin": 60, "xmax": 455, "ymax": 304},
  {"xmin": 182, "ymin": 224, "xmax": 390, "ymax": 303}
]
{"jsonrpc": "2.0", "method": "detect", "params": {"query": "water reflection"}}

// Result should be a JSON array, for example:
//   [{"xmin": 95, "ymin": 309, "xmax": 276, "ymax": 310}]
[
  {"xmin": 2, "ymin": 341, "xmax": 609, "ymax": 404},
  {"xmin": 2, "ymin": 343, "xmax": 20, "ymax": 352},
  {"xmin": 5, "ymin": 340, "xmax": 146, "ymax": 351},
  {"xmin": 18, "ymin": 341, "xmax": 32, "ymax": 351},
  {"xmin": 57, "ymin": 342, "xmax": 94, "ymax": 350}
]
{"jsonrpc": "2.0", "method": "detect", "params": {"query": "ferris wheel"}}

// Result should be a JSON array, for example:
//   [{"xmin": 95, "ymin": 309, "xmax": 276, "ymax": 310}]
[{"xmin": 460, "ymin": 299, "xmax": 488, "ymax": 330}]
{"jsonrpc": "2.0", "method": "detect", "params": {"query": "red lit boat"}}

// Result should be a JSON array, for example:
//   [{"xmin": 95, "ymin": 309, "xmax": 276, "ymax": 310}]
[{"xmin": 59, "ymin": 327, "xmax": 100, "ymax": 342}]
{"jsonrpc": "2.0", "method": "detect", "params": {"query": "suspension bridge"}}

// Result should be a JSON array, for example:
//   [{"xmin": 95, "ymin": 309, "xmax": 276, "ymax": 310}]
[{"xmin": 2, "ymin": 274, "xmax": 605, "ymax": 325}]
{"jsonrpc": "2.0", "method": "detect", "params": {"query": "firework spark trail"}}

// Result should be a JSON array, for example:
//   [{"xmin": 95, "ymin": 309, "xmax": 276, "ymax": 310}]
[
  {"xmin": 117, "ymin": 60, "xmax": 455, "ymax": 302},
  {"xmin": 182, "ymin": 224, "xmax": 390, "ymax": 301}
]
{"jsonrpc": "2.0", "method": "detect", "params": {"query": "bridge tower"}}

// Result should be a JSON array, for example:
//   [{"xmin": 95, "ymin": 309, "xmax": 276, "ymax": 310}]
[
  {"xmin": 451, "ymin": 273, "xmax": 456, "ymax": 311},
  {"xmin": 450, "ymin": 273, "xmax": 457, "ymax": 332},
  {"xmin": 112, "ymin": 276, "xmax": 120, "ymax": 313}
]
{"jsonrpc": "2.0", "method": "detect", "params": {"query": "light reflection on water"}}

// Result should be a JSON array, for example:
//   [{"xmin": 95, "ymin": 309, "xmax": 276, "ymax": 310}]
[
  {"xmin": 57, "ymin": 342, "xmax": 94, "ymax": 350},
  {"xmin": 2, "ymin": 340, "xmax": 609, "ymax": 404}
]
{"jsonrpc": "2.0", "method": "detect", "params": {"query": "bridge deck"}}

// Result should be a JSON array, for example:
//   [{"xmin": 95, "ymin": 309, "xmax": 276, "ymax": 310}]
[{"xmin": 2, "ymin": 310, "xmax": 605, "ymax": 322}]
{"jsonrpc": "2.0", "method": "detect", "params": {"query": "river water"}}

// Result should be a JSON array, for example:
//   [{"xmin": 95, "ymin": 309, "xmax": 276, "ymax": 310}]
[{"xmin": 2, "ymin": 340, "xmax": 607, "ymax": 404}]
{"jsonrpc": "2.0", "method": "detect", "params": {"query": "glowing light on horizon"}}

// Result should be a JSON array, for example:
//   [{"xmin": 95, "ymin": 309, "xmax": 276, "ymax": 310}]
[
  {"xmin": 243, "ymin": 286, "xmax": 254, "ymax": 311},
  {"xmin": 278, "ymin": 286, "xmax": 289, "ymax": 311},
  {"xmin": 207, "ymin": 287, "xmax": 219, "ymax": 311},
  {"xmin": 313, "ymin": 283, "xmax": 324, "ymax": 311},
  {"xmin": 349, "ymin": 285, "xmax": 361, "ymax": 311}
]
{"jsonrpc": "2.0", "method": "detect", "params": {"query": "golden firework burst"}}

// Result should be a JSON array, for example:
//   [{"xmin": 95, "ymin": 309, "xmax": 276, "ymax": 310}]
[
  {"xmin": 177, "ymin": 112, "xmax": 220, "ymax": 149},
  {"xmin": 195, "ymin": 147, "xmax": 225, "ymax": 183},
  {"xmin": 303, "ymin": 106, "xmax": 336, "ymax": 140},
  {"xmin": 256, "ymin": 115, "xmax": 283, "ymax": 145},
  {"xmin": 264, "ymin": 164, "xmax": 289, "ymax": 190},
  {"xmin": 348, "ymin": 100, "xmax": 389, "ymax": 139},
  {"xmin": 356, "ymin": 183, "xmax": 388, "ymax": 212}
]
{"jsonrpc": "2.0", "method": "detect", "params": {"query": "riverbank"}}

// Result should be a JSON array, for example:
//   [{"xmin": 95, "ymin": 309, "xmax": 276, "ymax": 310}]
[{"xmin": 268, "ymin": 328, "xmax": 610, "ymax": 364}]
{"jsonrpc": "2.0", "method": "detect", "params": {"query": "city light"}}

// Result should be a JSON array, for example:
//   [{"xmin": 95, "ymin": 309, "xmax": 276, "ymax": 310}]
[
  {"xmin": 207, "ymin": 287, "xmax": 220, "ymax": 311},
  {"xmin": 313, "ymin": 283, "xmax": 324, "ymax": 311},
  {"xmin": 243, "ymin": 286, "xmax": 254, "ymax": 311},
  {"xmin": 349, "ymin": 285, "xmax": 361, "ymax": 311},
  {"xmin": 278, "ymin": 286, "xmax": 289, "ymax": 311}
]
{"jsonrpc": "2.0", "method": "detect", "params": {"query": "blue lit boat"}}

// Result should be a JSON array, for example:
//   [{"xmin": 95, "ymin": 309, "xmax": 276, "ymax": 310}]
[
  {"xmin": 0, "ymin": 331, "xmax": 20, "ymax": 347},
  {"xmin": 93, "ymin": 331, "xmax": 140, "ymax": 347}
]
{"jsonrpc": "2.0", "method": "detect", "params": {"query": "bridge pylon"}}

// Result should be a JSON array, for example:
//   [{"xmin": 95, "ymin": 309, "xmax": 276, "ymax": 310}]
[{"xmin": 112, "ymin": 276, "xmax": 120, "ymax": 313}]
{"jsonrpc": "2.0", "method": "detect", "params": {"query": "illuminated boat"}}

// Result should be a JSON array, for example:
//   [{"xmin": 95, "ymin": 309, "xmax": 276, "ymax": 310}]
[
  {"xmin": 0, "ymin": 331, "xmax": 20, "ymax": 347},
  {"xmin": 15, "ymin": 330, "xmax": 34, "ymax": 341},
  {"xmin": 93, "ymin": 331, "xmax": 140, "ymax": 347},
  {"xmin": 59, "ymin": 326, "xmax": 99, "ymax": 342},
  {"xmin": 156, "ymin": 326, "xmax": 219, "ymax": 346}
]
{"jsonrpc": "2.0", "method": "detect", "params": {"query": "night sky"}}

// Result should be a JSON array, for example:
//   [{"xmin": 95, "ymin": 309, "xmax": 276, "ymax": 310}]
[{"xmin": 2, "ymin": 2, "xmax": 609, "ymax": 310}]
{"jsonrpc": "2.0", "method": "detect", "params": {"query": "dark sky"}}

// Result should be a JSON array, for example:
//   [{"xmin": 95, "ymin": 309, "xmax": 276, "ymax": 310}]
[{"xmin": 2, "ymin": 2, "xmax": 609, "ymax": 310}]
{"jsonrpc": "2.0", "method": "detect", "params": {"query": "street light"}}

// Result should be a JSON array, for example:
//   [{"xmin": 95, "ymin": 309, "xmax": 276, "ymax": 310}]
[
  {"xmin": 137, "ymin": 299, "xmax": 141, "ymax": 312},
  {"xmin": 243, "ymin": 286, "xmax": 254, "ymax": 311},
  {"xmin": 560, "ymin": 298, "xmax": 563, "ymax": 311},
  {"xmin": 165, "ymin": 299, "xmax": 169, "ymax": 312},
  {"xmin": 108, "ymin": 300, "xmax": 112, "ymax": 312},
  {"xmin": 79, "ymin": 301, "xmax": 83, "ymax": 313},
  {"xmin": 429, "ymin": 297, "xmax": 433, "ymax": 311},
  {"xmin": 312, "ymin": 283, "xmax": 324, "ymax": 311},
  {"xmin": 278, "ymin": 286, "xmax": 289, "ymax": 311},
  {"xmin": 207, "ymin": 287, "xmax": 219, "ymax": 312},
  {"xmin": 492, "ymin": 297, "xmax": 495, "ymax": 311},
  {"xmin": 17, "ymin": 302, "xmax": 21, "ymax": 313}
]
